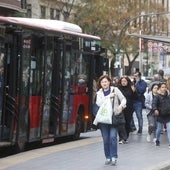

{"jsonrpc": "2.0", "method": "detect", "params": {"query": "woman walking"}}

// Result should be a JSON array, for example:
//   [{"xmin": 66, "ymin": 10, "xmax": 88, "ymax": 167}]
[
  {"xmin": 145, "ymin": 83, "xmax": 159, "ymax": 142},
  {"xmin": 95, "ymin": 75, "xmax": 126, "ymax": 165},
  {"xmin": 117, "ymin": 76, "xmax": 136, "ymax": 143},
  {"xmin": 152, "ymin": 82, "xmax": 170, "ymax": 148}
]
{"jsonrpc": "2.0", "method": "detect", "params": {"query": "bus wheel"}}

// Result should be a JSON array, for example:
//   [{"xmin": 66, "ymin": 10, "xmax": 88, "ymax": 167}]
[{"xmin": 72, "ymin": 112, "xmax": 83, "ymax": 140}]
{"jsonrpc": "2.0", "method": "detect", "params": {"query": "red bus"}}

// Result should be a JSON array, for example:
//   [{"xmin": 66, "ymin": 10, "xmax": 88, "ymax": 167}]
[{"xmin": 0, "ymin": 17, "xmax": 108, "ymax": 151}]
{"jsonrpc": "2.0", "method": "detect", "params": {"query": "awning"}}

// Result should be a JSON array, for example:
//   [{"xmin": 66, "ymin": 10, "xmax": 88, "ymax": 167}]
[{"xmin": 129, "ymin": 33, "xmax": 170, "ymax": 43}]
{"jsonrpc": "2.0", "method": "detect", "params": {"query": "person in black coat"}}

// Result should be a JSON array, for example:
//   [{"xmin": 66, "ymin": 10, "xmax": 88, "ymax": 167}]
[
  {"xmin": 152, "ymin": 82, "xmax": 170, "ymax": 147},
  {"xmin": 117, "ymin": 76, "xmax": 136, "ymax": 143}
]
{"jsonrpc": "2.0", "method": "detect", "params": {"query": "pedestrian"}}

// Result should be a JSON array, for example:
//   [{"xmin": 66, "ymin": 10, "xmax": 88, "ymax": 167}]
[
  {"xmin": 145, "ymin": 83, "xmax": 159, "ymax": 142},
  {"xmin": 131, "ymin": 71, "xmax": 147, "ymax": 134},
  {"xmin": 157, "ymin": 69, "xmax": 167, "ymax": 82},
  {"xmin": 152, "ymin": 82, "xmax": 170, "ymax": 148},
  {"xmin": 95, "ymin": 75, "xmax": 126, "ymax": 166},
  {"xmin": 112, "ymin": 76, "xmax": 119, "ymax": 87},
  {"xmin": 117, "ymin": 76, "xmax": 136, "ymax": 143},
  {"xmin": 156, "ymin": 69, "xmax": 167, "ymax": 132}
]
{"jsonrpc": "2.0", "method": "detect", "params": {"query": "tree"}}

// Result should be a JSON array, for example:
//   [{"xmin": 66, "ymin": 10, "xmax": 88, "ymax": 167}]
[
  {"xmin": 57, "ymin": 0, "xmax": 76, "ymax": 20},
  {"xmin": 40, "ymin": 0, "xmax": 76, "ymax": 21},
  {"xmin": 73, "ymin": 0, "xmax": 166, "ymax": 76}
]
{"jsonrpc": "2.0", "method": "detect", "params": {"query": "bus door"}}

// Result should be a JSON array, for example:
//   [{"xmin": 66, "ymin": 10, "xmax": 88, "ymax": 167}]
[
  {"xmin": 16, "ymin": 32, "xmax": 31, "ymax": 149},
  {"xmin": 48, "ymin": 37, "xmax": 62, "ymax": 136},
  {"xmin": 0, "ymin": 27, "xmax": 19, "ymax": 143},
  {"xmin": 22, "ymin": 33, "xmax": 44, "ymax": 141},
  {"xmin": 54, "ymin": 38, "xmax": 88, "ymax": 137},
  {"xmin": 41, "ymin": 36, "xmax": 54, "ymax": 138},
  {"xmin": 60, "ymin": 41, "xmax": 74, "ymax": 135},
  {"xmin": 50, "ymin": 38, "xmax": 74, "ymax": 136},
  {"xmin": 18, "ymin": 32, "xmax": 52, "ymax": 144}
]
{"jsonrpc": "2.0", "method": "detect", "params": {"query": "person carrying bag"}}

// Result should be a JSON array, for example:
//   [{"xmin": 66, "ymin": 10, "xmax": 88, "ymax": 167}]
[{"xmin": 93, "ymin": 75, "xmax": 126, "ymax": 166}]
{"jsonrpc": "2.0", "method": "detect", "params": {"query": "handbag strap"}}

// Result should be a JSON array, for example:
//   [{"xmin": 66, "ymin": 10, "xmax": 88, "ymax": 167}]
[{"xmin": 112, "ymin": 88, "xmax": 115, "ymax": 112}]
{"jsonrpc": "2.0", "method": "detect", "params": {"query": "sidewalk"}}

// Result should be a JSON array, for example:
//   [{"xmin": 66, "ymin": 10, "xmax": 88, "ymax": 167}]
[
  {"xmin": 1, "ymin": 110, "xmax": 170, "ymax": 170},
  {"xmin": 80, "ymin": 109, "xmax": 170, "ymax": 170},
  {"xmin": 0, "ymin": 130, "xmax": 170, "ymax": 170},
  {"xmin": 80, "ymin": 128, "xmax": 170, "ymax": 170}
]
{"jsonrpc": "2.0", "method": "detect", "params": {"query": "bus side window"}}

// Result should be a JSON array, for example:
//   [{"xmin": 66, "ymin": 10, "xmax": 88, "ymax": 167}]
[{"xmin": 0, "ymin": 53, "xmax": 4, "ymax": 114}]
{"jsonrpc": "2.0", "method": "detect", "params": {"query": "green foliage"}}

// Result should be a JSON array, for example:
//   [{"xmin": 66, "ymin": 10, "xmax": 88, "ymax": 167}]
[{"xmin": 72, "ymin": 0, "xmax": 166, "ymax": 75}]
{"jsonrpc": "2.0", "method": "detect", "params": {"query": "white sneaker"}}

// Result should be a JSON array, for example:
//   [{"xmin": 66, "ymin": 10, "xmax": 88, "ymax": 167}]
[
  {"xmin": 119, "ymin": 140, "xmax": 124, "ymax": 144},
  {"xmin": 153, "ymin": 138, "xmax": 156, "ymax": 143},
  {"xmin": 146, "ymin": 134, "xmax": 151, "ymax": 142},
  {"xmin": 125, "ymin": 140, "xmax": 128, "ymax": 144},
  {"xmin": 111, "ymin": 157, "xmax": 117, "ymax": 166},
  {"xmin": 105, "ymin": 159, "xmax": 111, "ymax": 165}
]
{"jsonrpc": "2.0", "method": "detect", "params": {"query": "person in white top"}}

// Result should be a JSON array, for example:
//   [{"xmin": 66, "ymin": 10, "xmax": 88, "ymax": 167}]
[{"xmin": 95, "ymin": 75, "xmax": 126, "ymax": 166}]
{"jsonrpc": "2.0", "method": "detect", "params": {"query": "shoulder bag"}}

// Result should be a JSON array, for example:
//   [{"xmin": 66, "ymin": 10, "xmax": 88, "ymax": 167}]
[{"xmin": 112, "ymin": 90, "xmax": 125, "ymax": 126}]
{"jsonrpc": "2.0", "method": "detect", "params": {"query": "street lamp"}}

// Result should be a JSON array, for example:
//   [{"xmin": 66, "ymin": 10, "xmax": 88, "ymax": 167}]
[{"xmin": 115, "ymin": 11, "xmax": 170, "ymax": 75}]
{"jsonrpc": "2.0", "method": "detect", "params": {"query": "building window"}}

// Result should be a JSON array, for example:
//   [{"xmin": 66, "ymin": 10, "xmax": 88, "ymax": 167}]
[
  {"xmin": 21, "ymin": 0, "xmax": 27, "ymax": 9},
  {"xmin": 40, "ymin": 6, "xmax": 46, "ymax": 19},
  {"xmin": 55, "ymin": 9, "xmax": 60, "ymax": 20},
  {"xmin": 27, "ymin": 4, "xmax": 32, "ymax": 18},
  {"xmin": 50, "ymin": 8, "xmax": 54, "ymax": 19}
]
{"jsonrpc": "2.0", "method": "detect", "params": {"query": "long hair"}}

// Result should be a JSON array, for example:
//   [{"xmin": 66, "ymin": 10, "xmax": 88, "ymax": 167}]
[{"xmin": 117, "ymin": 76, "xmax": 133, "ymax": 87}]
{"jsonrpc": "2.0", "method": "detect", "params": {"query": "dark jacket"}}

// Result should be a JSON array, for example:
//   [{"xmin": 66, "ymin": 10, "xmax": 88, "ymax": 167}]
[
  {"xmin": 152, "ymin": 92, "xmax": 170, "ymax": 123},
  {"xmin": 118, "ymin": 86, "xmax": 135, "ymax": 112},
  {"xmin": 133, "ymin": 79, "xmax": 147, "ymax": 109}
]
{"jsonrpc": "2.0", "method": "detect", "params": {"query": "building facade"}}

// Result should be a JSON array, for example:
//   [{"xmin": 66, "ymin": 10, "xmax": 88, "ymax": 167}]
[
  {"xmin": 0, "ymin": 0, "xmax": 76, "ymax": 20},
  {"xmin": 25, "ymin": 0, "xmax": 76, "ymax": 21},
  {"xmin": 0, "ymin": 0, "xmax": 26, "ymax": 16}
]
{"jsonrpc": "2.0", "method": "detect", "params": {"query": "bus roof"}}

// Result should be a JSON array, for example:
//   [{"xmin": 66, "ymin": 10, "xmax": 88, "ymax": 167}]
[
  {"xmin": 0, "ymin": 16, "xmax": 101, "ymax": 40},
  {"xmin": 129, "ymin": 33, "xmax": 170, "ymax": 43}
]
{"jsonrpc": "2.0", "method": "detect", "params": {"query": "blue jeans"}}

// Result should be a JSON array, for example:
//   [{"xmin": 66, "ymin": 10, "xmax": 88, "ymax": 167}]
[
  {"xmin": 156, "ymin": 121, "xmax": 170, "ymax": 143},
  {"xmin": 99, "ymin": 124, "xmax": 118, "ymax": 159},
  {"xmin": 133, "ymin": 102, "xmax": 143, "ymax": 132}
]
